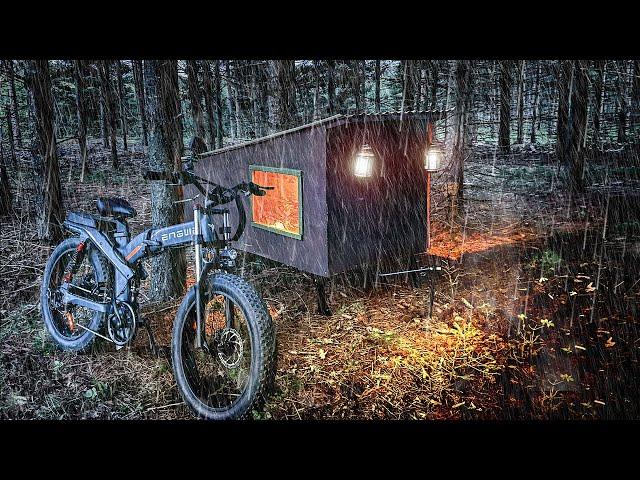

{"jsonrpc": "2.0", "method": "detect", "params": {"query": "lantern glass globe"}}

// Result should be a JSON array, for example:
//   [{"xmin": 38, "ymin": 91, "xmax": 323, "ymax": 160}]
[
  {"xmin": 354, "ymin": 144, "xmax": 375, "ymax": 178},
  {"xmin": 424, "ymin": 145, "xmax": 443, "ymax": 172}
]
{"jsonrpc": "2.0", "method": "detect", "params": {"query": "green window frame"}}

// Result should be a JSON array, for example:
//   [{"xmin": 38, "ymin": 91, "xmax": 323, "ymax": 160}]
[{"xmin": 249, "ymin": 165, "xmax": 304, "ymax": 240}]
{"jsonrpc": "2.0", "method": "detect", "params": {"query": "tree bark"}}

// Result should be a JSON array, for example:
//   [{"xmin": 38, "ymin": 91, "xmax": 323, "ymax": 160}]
[
  {"xmin": 452, "ymin": 60, "xmax": 473, "ymax": 202},
  {"xmin": 186, "ymin": 60, "xmax": 206, "ymax": 149},
  {"xmin": 144, "ymin": 59, "xmax": 186, "ymax": 301},
  {"xmin": 116, "ymin": 60, "xmax": 128, "ymax": 152},
  {"xmin": 516, "ymin": 60, "xmax": 526, "ymax": 144},
  {"xmin": 224, "ymin": 61, "xmax": 236, "ymax": 139},
  {"xmin": 0, "ymin": 98, "xmax": 11, "ymax": 215},
  {"xmin": 374, "ymin": 60, "xmax": 381, "ymax": 113},
  {"xmin": 592, "ymin": 60, "xmax": 606, "ymax": 148},
  {"xmin": 530, "ymin": 61, "xmax": 541, "ymax": 144},
  {"xmin": 74, "ymin": 60, "xmax": 89, "ymax": 181},
  {"xmin": 6, "ymin": 60, "xmax": 22, "ymax": 148},
  {"xmin": 0, "ymin": 151, "xmax": 10, "ymax": 216},
  {"xmin": 214, "ymin": 60, "xmax": 224, "ymax": 147},
  {"xmin": 313, "ymin": 60, "xmax": 321, "ymax": 120},
  {"xmin": 98, "ymin": 60, "xmax": 118, "ymax": 168},
  {"xmin": 327, "ymin": 60, "xmax": 336, "ymax": 115},
  {"xmin": 4, "ymin": 104, "xmax": 16, "ymax": 166},
  {"xmin": 274, "ymin": 60, "xmax": 298, "ymax": 129},
  {"xmin": 569, "ymin": 60, "xmax": 589, "ymax": 195},
  {"xmin": 132, "ymin": 60, "xmax": 148, "ymax": 147},
  {"xmin": 616, "ymin": 60, "xmax": 628, "ymax": 144},
  {"xmin": 25, "ymin": 60, "xmax": 64, "ymax": 243},
  {"xmin": 556, "ymin": 60, "xmax": 574, "ymax": 163},
  {"xmin": 631, "ymin": 60, "xmax": 640, "ymax": 138},
  {"xmin": 233, "ymin": 61, "xmax": 244, "ymax": 138},
  {"xmin": 202, "ymin": 60, "xmax": 217, "ymax": 148},
  {"xmin": 498, "ymin": 60, "xmax": 513, "ymax": 153},
  {"xmin": 429, "ymin": 60, "xmax": 439, "ymax": 110}
]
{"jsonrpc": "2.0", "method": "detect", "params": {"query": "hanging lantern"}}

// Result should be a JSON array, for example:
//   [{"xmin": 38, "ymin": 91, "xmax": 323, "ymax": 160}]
[
  {"xmin": 424, "ymin": 144, "xmax": 444, "ymax": 172},
  {"xmin": 354, "ymin": 143, "xmax": 375, "ymax": 178}
]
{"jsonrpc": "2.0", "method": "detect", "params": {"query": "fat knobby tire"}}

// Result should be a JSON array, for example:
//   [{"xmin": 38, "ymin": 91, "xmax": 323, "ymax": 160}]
[
  {"xmin": 40, "ymin": 237, "xmax": 109, "ymax": 352},
  {"xmin": 171, "ymin": 273, "xmax": 277, "ymax": 420}
]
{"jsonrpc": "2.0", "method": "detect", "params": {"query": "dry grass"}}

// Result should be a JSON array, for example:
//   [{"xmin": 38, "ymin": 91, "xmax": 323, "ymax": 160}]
[{"xmin": 2, "ymin": 141, "xmax": 633, "ymax": 420}]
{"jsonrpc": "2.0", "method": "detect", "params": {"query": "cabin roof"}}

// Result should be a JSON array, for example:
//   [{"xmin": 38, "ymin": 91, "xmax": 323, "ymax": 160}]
[{"xmin": 197, "ymin": 110, "xmax": 450, "ymax": 158}]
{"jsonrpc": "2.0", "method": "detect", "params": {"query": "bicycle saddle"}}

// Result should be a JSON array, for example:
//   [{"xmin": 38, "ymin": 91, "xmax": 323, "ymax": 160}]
[{"xmin": 96, "ymin": 197, "xmax": 137, "ymax": 218}]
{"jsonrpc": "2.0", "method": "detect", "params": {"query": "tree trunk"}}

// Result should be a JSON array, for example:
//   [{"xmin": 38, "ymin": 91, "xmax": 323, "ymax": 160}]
[
  {"xmin": 631, "ymin": 60, "xmax": 640, "ymax": 139},
  {"xmin": 214, "ymin": 60, "xmax": 224, "ymax": 147},
  {"xmin": 132, "ymin": 60, "xmax": 148, "ymax": 147},
  {"xmin": 530, "ymin": 61, "xmax": 541, "ymax": 144},
  {"xmin": 274, "ymin": 60, "xmax": 298, "ymax": 129},
  {"xmin": 327, "ymin": 60, "xmax": 336, "ymax": 115},
  {"xmin": 349, "ymin": 60, "xmax": 363, "ymax": 113},
  {"xmin": 592, "ymin": 60, "xmax": 605, "ymax": 148},
  {"xmin": 116, "ymin": 60, "xmax": 128, "ymax": 152},
  {"xmin": 443, "ymin": 61, "xmax": 454, "ymax": 143},
  {"xmin": 74, "ymin": 60, "xmax": 89, "ymax": 182},
  {"xmin": 224, "ymin": 61, "xmax": 236, "ymax": 139},
  {"xmin": 0, "ymin": 100, "xmax": 11, "ymax": 215},
  {"xmin": 556, "ymin": 60, "xmax": 574, "ymax": 163},
  {"xmin": 4, "ymin": 104, "xmax": 17, "ymax": 166},
  {"xmin": 429, "ymin": 60, "xmax": 439, "ymax": 110},
  {"xmin": 98, "ymin": 60, "xmax": 118, "ymax": 168},
  {"xmin": 186, "ymin": 60, "xmax": 206, "ymax": 149},
  {"xmin": 569, "ymin": 60, "xmax": 589, "ymax": 195},
  {"xmin": 233, "ymin": 61, "xmax": 245, "ymax": 138},
  {"xmin": 6, "ymin": 60, "xmax": 22, "ymax": 148},
  {"xmin": 374, "ymin": 60, "xmax": 381, "ymax": 113},
  {"xmin": 616, "ymin": 60, "xmax": 628, "ymax": 144},
  {"xmin": 25, "ymin": 60, "xmax": 64, "ymax": 243},
  {"xmin": 452, "ymin": 60, "xmax": 473, "ymax": 202},
  {"xmin": 498, "ymin": 60, "xmax": 513, "ymax": 153},
  {"xmin": 313, "ymin": 60, "xmax": 321, "ymax": 120},
  {"xmin": 144, "ymin": 59, "xmax": 186, "ymax": 301},
  {"xmin": 0, "ymin": 152, "xmax": 11, "ymax": 216},
  {"xmin": 516, "ymin": 60, "xmax": 526, "ymax": 144},
  {"xmin": 202, "ymin": 60, "xmax": 217, "ymax": 149}
]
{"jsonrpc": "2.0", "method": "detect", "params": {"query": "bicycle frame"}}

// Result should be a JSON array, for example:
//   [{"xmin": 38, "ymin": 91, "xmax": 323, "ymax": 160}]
[{"xmin": 60, "ymin": 204, "xmax": 223, "ymax": 320}]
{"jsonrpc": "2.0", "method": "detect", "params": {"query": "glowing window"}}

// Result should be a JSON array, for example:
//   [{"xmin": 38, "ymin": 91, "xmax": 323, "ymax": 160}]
[{"xmin": 250, "ymin": 166, "xmax": 303, "ymax": 240}]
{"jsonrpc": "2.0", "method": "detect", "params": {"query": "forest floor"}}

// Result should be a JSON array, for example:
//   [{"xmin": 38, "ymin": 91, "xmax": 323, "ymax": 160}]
[{"xmin": 2, "ymin": 140, "xmax": 640, "ymax": 419}]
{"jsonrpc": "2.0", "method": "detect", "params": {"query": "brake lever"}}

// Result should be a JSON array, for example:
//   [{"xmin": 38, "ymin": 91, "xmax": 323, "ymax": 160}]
[{"xmin": 173, "ymin": 193, "xmax": 201, "ymax": 204}]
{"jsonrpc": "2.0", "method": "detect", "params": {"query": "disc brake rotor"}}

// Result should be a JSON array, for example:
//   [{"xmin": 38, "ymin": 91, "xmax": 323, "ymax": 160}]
[{"xmin": 215, "ymin": 328, "xmax": 244, "ymax": 369}]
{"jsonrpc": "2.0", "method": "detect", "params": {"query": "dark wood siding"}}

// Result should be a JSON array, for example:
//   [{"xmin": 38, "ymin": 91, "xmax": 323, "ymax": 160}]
[
  {"xmin": 187, "ymin": 126, "xmax": 330, "ymax": 277},
  {"xmin": 186, "ymin": 113, "xmax": 437, "ymax": 278},
  {"xmin": 325, "ymin": 119, "xmax": 428, "ymax": 275}
]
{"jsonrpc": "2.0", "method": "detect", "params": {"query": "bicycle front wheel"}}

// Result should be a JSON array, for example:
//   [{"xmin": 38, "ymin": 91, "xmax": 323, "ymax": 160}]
[{"xmin": 171, "ymin": 273, "xmax": 276, "ymax": 420}]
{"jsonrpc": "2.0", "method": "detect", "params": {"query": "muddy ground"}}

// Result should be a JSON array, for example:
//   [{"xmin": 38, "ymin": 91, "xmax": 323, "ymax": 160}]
[{"xmin": 2, "ymin": 141, "xmax": 639, "ymax": 419}]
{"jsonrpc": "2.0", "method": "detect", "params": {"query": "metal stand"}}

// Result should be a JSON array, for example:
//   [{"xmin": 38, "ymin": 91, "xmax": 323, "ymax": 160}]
[
  {"xmin": 314, "ymin": 276, "xmax": 332, "ymax": 316},
  {"xmin": 142, "ymin": 318, "xmax": 163, "ymax": 358}
]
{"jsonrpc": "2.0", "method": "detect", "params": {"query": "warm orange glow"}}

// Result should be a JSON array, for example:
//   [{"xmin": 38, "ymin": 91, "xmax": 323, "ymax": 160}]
[
  {"xmin": 426, "ymin": 226, "xmax": 536, "ymax": 261},
  {"xmin": 251, "ymin": 169, "xmax": 301, "ymax": 237}
]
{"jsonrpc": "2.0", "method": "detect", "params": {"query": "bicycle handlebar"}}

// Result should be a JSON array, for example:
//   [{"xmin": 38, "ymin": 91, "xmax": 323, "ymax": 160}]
[{"xmin": 142, "ymin": 169, "xmax": 273, "ymax": 243}]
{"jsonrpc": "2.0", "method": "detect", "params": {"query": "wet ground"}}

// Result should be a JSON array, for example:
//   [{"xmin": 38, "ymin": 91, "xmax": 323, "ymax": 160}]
[{"xmin": 2, "ymin": 143, "xmax": 640, "ymax": 419}]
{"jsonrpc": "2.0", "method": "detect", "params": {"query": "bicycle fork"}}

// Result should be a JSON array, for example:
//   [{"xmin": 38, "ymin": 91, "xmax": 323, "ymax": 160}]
[{"xmin": 193, "ymin": 203, "xmax": 204, "ymax": 349}]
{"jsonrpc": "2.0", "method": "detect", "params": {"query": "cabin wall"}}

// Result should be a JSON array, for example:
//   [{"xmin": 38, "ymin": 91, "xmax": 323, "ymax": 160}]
[
  {"xmin": 325, "ymin": 119, "xmax": 429, "ymax": 275},
  {"xmin": 187, "ymin": 126, "xmax": 330, "ymax": 277}
]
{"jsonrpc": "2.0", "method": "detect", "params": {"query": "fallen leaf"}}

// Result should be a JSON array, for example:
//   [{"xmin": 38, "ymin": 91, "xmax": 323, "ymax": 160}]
[
  {"xmin": 461, "ymin": 298, "xmax": 474, "ymax": 309},
  {"xmin": 318, "ymin": 349, "xmax": 327, "ymax": 360},
  {"xmin": 605, "ymin": 337, "xmax": 616, "ymax": 348},
  {"xmin": 586, "ymin": 282, "xmax": 596, "ymax": 293}
]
